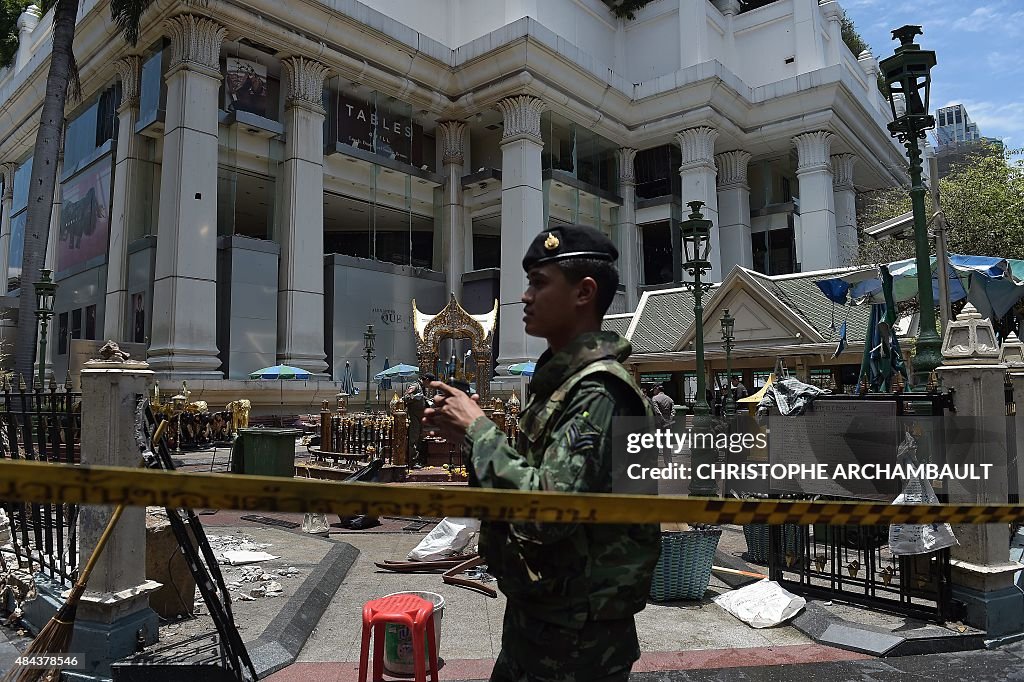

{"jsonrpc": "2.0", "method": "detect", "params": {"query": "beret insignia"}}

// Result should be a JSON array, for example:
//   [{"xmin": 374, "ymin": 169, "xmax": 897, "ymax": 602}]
[{"xmin": 544, "ymin": 233, "xmax": 560, "ymax": 251}]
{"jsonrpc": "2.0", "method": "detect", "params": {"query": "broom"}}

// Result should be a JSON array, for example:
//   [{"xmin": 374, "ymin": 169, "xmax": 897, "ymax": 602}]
[
  {"xmin": 3, "ymin": 503, "xmax": 125, "ymax": 682},
  {"xmin": 3, "ymin": 421, "xmax": 167, "ymax": 682}
]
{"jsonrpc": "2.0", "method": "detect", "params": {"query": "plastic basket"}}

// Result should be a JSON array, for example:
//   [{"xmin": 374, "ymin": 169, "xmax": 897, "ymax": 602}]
[
  {"xmin": 649, "ymin": 527, "xmax": 722, "ymax": 601},
  {"xmin": 743, "ymin": 524, "xmax": 804, "ymax": 565}
]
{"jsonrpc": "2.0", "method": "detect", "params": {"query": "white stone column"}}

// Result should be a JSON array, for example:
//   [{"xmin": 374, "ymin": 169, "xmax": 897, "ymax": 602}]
[
  {"xmin": 615, "ymin": 147, "xmax": 640, "ymax": 311},
  {"xmin": 676, "ymin": 126, "xmax": 721, "ymax": 281},
  {"xmin": 438, "ymin": 120, "xmax": 467, "ymax": 300},
  {"xmin": 496, "ymin": 95, "xmax": 547, "ymax": 369},
  {"xmin": 276, "ymin": 56, "xmax": 330, "ymax": 375},
  {"xmin": 936, "ymin": 309, "xmax": 1024, "ymax": 637},
  {"xmin": 14, "ymin": 5, "xmax": 40, "ymax": 72},
  {"xmin": 792, "ymin": 0, "xmax": 825, "ymax": 72},
  {"xmin": 820, "ymin": 1, "xmax": 843, "ymax": 66},
  {"xmin": 679, "ymin": 0, "xmax": 710, "ymax": 66},
  {"xmin": 793, "ymin": 131, "xmax": 838, "ymax": 271},
  {"xmin": 0, "ymin": 163, "xmax": 14, "ymax": 289},
  {"xmin": 104, "ymin": 57, "xmax": 143, "ymax": 342},
  {"xmin": 148, "ymin": 15, "xmax": 226, "ymax": 378},
  {"xmin": 715, "ymin": 150, "xmax": 752, "ymax": 276},
  {"xmin": 832, "ymin": 153, "xmax": 858, "ymax": 266},
  {"xmin": 75, "ymin": 357, "xmax": 161, "ymax": 675}
]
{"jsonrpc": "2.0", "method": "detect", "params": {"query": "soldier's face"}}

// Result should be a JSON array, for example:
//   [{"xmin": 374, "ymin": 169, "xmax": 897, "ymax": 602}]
[{"xmin": 522, "ymin": 264, "xmax": 579, "ymax": 338}]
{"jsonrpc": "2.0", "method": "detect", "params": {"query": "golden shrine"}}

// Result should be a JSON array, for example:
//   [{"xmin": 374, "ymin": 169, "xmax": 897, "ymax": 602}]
[{"xmin": 413, "ymin": 293, "xmax": 498, "ymax": 405}]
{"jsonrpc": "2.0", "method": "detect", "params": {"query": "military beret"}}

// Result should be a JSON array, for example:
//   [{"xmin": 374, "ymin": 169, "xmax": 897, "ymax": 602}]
[{"xmin": 522, "ymin": 224, "xmax": 618, "ymax": 271}]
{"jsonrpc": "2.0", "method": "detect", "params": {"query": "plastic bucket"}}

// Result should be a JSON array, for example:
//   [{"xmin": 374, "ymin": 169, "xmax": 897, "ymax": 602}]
[{"xmin": 382, "ymin": 591, "xmax": 444, "ymax": 676}]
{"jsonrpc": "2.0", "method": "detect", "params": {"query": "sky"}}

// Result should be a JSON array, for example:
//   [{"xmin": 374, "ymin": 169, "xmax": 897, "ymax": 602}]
[{"xmin": 842, "ymin": 0, "xmax": 1024, "ymax": 150}]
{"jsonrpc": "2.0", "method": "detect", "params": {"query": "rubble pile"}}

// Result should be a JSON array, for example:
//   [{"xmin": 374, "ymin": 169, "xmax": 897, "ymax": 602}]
[{"xmin": 205, "ymin": 533, "xmax": 303, "ymax": 602}]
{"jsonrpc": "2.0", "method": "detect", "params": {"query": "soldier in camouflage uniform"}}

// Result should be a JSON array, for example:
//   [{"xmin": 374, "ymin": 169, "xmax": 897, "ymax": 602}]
[{"xmin": 424, "ymin": 224, "xmax": 661, "ymax": 682}]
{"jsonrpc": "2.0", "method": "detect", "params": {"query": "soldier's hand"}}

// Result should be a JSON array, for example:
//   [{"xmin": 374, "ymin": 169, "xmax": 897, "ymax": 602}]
[{"xmin": 423, "ymin": 381, "xmax": 484, "ymax": 441}]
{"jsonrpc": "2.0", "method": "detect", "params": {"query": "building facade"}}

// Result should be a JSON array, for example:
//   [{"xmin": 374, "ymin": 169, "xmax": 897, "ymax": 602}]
[{"xmin": 0, "ymin": 0, "xmax": 906, "ymax": 395}]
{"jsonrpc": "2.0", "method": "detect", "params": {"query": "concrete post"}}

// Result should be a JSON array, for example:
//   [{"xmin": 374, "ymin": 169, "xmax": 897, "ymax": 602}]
[
  {"xmin": 615, "ymin": 147, "xmax": 640, "ymax": 310},
  {"xmin": 676, "ymin": 126, "xmax": 721, "ymax": 281},
  {"xmin": 936, "ymin": 305, "xmax": 1024, "ymax": 638},
  {"xmin": 820, "ymin": 1, "xmax": 843, "ymax": 66},
  {"xmin": 793, "ymin": 131, "xmax": 838, "ymax": 271},
  {"xmin": 438, "ymin": 120, "xmax": 467, "ymax": 300},
  {"xmin": 71, "ymin": 354, "xmax": 161, "ymax": 679},
  {"xmin": 104, "ymin": 57, "xmax": 144, "ymax": 342},
  {"xmin": 832, "ymin": 154, "xmax": 858, "ymax": 266},
  {"xmin": 0, "ymin": 163, "xmax": 14, "ymax": 292},
  {"xmin": 276, "ymin": 56, "xmax": 330, "ymax": 375},
  {"xmin": 679, "ymin": 0, "xmax": 710, "ymax": 67},
  {"xmin": 792, "ymin": 0, "xmax": 825, "ymax": 73},
  {"xmin": 148, "ymin": 14, "xmax": 226, "ymax": 379},
  {"xmin": 496, "ymin": 95, "xmax": 547, "ymax": 370},
  {"xmin": 715, "ymin": 150, "xmax": 752, "ymax": 276},
  {"xmin": 14, "ymin": 5, "xmax": 40, "ymax": 72}
]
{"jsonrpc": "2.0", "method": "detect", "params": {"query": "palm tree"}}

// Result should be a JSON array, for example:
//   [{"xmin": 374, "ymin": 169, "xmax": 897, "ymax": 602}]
[{"xmin": 12, "ymin": 0, "xmax": 160, "ymax": 380}]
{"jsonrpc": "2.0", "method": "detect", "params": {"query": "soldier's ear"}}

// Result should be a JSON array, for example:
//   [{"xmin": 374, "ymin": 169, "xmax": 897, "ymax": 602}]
[{"xmin": 574, "ymin": 275, "xmax": 598, "ymax": 309}]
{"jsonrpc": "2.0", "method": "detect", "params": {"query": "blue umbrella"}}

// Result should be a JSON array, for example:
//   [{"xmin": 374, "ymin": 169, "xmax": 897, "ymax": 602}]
[
  {"xmin": 249, "ymin": 364, "xmax": 312, "ymax": 380},
  {"xmin": 507, "ymin": 362, "xmax": 536, "ymax": 377},
  {"xmin": 379, "ymin": 357, "xmax": 393, "ymax": 391},
  {"xmin": 374, "ymin": 364, "xmax": 420, "ymax": 380},
  {"xmin": 340, "ymin": 361, "xmax": 358, "ymax": 395}
]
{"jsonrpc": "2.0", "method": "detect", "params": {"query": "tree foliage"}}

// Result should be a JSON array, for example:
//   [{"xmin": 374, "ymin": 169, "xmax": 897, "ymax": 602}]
[
  {"xmin": 1, "ymin": 1, "xmax": 54, "ymax": 68},
  {"xmin": 855, "ymin": 142, "xmax": 1024, "ymax": 266}
]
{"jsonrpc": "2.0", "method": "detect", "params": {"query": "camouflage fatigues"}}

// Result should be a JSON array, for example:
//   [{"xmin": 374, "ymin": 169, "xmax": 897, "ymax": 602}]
[
  {"xmin": 463, "ymin": 331, "xmax": 661, "ymax": 682},
  {"xmin": 405, "ymin": 385, "xmax": 428, "ymax": 466}
]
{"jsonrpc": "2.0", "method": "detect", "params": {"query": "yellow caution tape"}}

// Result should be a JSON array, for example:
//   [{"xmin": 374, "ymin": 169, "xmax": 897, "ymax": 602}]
[{"xmin": 1, "ymin": 459, "xmax": 1023, "ymax": 526}]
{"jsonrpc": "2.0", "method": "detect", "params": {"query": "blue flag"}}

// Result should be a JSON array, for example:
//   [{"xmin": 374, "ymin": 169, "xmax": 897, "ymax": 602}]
[{"xmin": 831, "ymin": 320, "xmax": 848, "ymax": 359}]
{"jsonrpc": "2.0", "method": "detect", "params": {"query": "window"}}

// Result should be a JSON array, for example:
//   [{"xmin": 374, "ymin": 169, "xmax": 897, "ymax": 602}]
[
  {"xmin": 85, "ymin": 305, "xmax": 97, "ymax": 340},
  {"xmin": 752, "ymin": 228, "xmax": 796, "ymax": 276},
  {"xmin": 71, "ymin": 308, "xmax": 82, "ymax": 341},
  {"xmin": 641, "ymin": 221, "xmax": 673, "ymax": 285},
  {"xmin": 752, "ymin": 370, "xmax": 772, "ymax": 389},
  {"xmin": 58, "ymin": 313, "xmax": 69, "ymax": 355},
  {"xmin": 635, "ymin": 145, "xmax": 681, "ymax": 200}
]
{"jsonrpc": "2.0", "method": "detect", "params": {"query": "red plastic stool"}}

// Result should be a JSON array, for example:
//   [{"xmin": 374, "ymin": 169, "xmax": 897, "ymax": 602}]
[{"xmin": 358, "ymin": 593, "xmax": 439, "ymax": 682}]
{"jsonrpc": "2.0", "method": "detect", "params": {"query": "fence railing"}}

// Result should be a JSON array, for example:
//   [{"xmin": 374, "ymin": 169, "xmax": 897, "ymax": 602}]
[{"xmin": 1, "ymin": 376, "xmax": 81, "ymax": 587}]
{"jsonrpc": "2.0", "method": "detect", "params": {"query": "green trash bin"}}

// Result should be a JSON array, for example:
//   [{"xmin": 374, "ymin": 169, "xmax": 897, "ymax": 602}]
[{"xmin": 230, "ymin": 428, "xmax": 301, "ymax": 477}]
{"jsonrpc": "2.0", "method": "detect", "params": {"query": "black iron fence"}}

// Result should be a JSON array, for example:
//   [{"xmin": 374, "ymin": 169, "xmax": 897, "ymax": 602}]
[
  {"xmin": 766, "ymin": 389, "xmax": 956, "ymax": 622},
  {"xmin": 0, "ymin": 376, "xmax": 82, "ymax": 587}
]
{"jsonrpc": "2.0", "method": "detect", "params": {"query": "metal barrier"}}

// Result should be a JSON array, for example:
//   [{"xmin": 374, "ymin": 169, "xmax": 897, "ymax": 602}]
[{"xmin": 0, "ymin": 376, "xmax": 81, "ymax": 587}]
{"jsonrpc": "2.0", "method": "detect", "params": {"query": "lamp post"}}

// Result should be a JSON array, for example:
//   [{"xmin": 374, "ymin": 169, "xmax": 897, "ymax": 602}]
[
  {"xmin": 680, "ymin": 201, "xmax": 717, "ymax": 497},
  {"xmin": 721, "ymin": 309, "xmax": 736, "ymax": 418},
  {"xmin": 33, "ymin": 268, "xmax": 56, "ymax": 386},
  {"xmin": 362, "ymin": 324, "xmax": 376, "ymax": 413},
  {"xmin": 880, "ymin": 25, "xmax": 942, "ymax": 376}
]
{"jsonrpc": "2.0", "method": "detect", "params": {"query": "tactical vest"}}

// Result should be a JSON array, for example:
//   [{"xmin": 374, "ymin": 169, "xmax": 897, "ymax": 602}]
[{"xmin": 517, "ymin": 358, "xmax": 650, "ymax": 458}]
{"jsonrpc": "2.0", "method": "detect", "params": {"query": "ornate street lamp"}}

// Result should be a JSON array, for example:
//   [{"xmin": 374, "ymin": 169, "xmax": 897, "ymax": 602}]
[
  {"xmin": 880, "ymin": 25, "xmax": 942, "ymax": 377},
  {"xmin": 721, "ymin": 308, "xmax": 736, "ymax": 418},
  {"xmin": 680, "ymin": 201, "xmax": 716, "ymax": 497},
  {"xmin": 33, "ymin": 268, "xmax": 56, "ymax": 386},
  {"xmin": 362, "ymin": 324, "xmax": 376, "ymax": 413}
]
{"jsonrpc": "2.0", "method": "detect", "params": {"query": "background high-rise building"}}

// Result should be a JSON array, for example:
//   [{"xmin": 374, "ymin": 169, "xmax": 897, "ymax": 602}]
[{"xmin": 935, "ymin": 104, "xmax": 981, "ymax": 147}]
